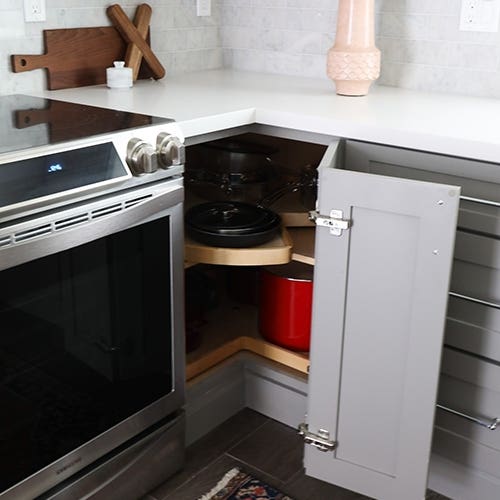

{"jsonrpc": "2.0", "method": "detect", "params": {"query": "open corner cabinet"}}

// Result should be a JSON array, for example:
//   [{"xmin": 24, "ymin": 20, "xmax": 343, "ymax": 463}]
[{"xmin": 184, "ymin": 124, "xmax": 500, "ymax": 500}]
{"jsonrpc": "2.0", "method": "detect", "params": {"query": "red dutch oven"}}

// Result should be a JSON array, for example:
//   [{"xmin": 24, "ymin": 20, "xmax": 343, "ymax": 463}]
[{"xmin": 258, "ymin": 262, "xmax": 314, "ymax": 352}]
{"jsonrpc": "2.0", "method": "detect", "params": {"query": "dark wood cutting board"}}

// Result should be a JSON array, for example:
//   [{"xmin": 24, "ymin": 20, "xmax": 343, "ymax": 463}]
[{"xmin": 11, "ymin": 27, "xmax": 154, "ymax": 90}]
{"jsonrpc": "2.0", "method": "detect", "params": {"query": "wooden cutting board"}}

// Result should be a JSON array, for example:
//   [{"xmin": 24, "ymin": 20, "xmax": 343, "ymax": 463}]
[{"xmin": 11, "ymin": 27, "xmax": 154, "ymax": 90}]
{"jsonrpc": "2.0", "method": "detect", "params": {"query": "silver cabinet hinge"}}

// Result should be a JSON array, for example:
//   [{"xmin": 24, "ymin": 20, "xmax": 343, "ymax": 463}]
[
  {"xmin": 309, "ymin": 209, "xmax": 351, "ymax": 236},
  {"xmin": 298, "ymin": 423, "xmax": 337, "ymax": 452}
]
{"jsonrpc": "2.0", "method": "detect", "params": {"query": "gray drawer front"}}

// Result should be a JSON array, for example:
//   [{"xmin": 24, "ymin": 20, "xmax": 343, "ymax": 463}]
[
  {"xmin": 437, "ymin": 348, "xmax": 500, "ymax": 457},
  {"xmin": 433, "ymin": 426, "xmax": 500, "ymax": 481},
  {"xmin": 445, "ymin": 231, "xmax": 500, "ymax": 362},
  {"xmin": 445, "ymin": 294, "xmax": 500, "ymax": 362},
  {"xmin": 458, "ymin": 200, "xmax": 500, "ymax": 237},
  {"xmin": 451, "ymin": 231, "xmax": 500, "ymax": 303},
  {"xmin": 345, "ymin": 140, "xmax": 500, "ymax": 237}
]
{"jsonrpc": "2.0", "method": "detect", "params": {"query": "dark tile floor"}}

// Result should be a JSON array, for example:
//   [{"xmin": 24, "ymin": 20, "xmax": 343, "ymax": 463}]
[{"xmin": 145, "ymin": 409, "xmax": 450, "ymax": 500}]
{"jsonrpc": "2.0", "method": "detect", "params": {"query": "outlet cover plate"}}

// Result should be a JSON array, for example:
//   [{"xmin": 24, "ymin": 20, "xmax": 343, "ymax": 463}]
[
  {"xmin": 24, "ymin": 0, "xmax": 46, "ymax": 23},
  {"xmin": 460, "ymin": 0, "xmax": 500, "ymax": 32},
  {"xmin": 196, "ymin": 0, "xmax": 211, "ymax": 17}
]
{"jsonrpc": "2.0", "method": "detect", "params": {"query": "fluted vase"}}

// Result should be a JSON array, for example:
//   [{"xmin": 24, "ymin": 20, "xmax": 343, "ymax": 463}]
[{"xmin": 327, "ymin": 0, "xmax": 380, "ymax": 96}]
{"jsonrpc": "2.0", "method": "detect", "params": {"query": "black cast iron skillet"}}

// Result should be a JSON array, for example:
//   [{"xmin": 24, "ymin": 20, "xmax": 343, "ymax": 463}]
[{"xmin": 185, "ymin": 201, "xmax": 281, "ymax": 248}]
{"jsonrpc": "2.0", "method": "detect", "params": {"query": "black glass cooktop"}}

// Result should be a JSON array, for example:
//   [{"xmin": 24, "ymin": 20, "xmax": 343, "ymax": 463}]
[{"xmin": 0, "ymin": 94, "xmax": 170, "ymax": 155}]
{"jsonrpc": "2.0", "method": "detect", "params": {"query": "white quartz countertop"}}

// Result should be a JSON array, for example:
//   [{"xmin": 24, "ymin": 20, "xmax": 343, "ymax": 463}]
[{"xmin": 35, "ymin": 69, "xmax": 500, "ymax": 164}]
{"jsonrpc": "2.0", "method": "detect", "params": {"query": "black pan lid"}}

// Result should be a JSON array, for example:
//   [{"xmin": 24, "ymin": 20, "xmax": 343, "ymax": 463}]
[{"xmin": 185, "ymin": 201, "xmax": 280, "ymax": 236}]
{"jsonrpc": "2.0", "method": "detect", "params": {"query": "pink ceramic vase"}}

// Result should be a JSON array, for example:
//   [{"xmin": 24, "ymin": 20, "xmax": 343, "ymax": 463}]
[{"xmin": 327, "ymin": 0, "xmax": 380, "ymax": 96}]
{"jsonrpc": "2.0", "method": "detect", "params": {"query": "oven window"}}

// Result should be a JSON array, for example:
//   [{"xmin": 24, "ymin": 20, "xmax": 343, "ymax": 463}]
[{"xmin": 0, "ymin": 216, "xmax": 172, "ymax": 492}]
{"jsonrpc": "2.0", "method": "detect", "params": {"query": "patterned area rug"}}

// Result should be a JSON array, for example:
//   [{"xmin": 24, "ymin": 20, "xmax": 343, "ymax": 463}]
[{"xmin": 198, "ymin": 468, "xmax": 294, "ymax": 500}]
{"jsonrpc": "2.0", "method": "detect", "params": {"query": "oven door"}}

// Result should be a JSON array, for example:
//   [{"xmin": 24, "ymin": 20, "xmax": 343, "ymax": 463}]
[{"xmin": 0, "ymin": 180, "xmax": 185, "ymax": 499}]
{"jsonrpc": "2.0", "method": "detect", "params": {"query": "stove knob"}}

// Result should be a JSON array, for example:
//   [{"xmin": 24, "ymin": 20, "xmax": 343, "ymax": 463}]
[
  {"xmin": 157, "ymin": 132, "xmax": 185, "ymax": 168},
  {"xmin": 126, "ymin": 138, "xmax": 158, "ymax": 175}
]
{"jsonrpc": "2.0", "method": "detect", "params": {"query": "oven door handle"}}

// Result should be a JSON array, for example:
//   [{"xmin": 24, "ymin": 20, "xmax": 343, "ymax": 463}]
[{"xmin": 0, "ymin": 185, "xmax": 183, "ymax": 271}]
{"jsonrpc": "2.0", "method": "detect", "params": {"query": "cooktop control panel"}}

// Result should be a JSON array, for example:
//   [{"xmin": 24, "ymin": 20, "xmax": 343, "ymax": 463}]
[{"xmin": 0, "ymin": 94, "xmax": 185, "ymax": 219}]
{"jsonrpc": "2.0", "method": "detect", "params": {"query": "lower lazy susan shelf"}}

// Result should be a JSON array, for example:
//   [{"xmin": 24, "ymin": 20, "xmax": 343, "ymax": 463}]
[{"xmin": 185, "ymin": 298, "xmax": 309, "ymax": 381}]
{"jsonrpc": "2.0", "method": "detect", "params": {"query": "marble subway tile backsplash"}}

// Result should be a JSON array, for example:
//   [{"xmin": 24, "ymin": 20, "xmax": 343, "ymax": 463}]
[
  {"xmin": 2, "ymin": 0, "xmax": 500, "ymax": 98},
  {"xmin": 222, "ymin": 0, "xmax": 500, "ymax": 98}
]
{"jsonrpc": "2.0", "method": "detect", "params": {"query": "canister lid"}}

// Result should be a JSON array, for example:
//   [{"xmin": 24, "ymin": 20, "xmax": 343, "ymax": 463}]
[{"xmin": 263, "ymin": 261, "xmax": 313, "ymax": 281}]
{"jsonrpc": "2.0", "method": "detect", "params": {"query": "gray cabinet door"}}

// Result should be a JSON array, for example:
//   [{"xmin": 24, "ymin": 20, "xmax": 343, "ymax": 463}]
[{"xmin": 303, "ymin": 140, "xmax": 461, "ymax": 500}]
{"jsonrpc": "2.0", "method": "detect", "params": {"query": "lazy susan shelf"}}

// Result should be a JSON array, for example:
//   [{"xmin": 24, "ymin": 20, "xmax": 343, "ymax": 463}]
[
  {"xmin": 184, "ymin": 226, "xmax": 293, "ymax": 266},
  {"xmin": 186, "ymin": 298, "xmax": 309, "ymax": 381}
]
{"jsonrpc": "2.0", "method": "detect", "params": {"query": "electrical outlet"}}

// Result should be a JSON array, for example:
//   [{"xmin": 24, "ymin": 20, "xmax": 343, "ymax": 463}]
[
  {"xmin": 196, "ymin": 0, "xmax": 211, "ymax": 17},
  {"xmin": 460, "ymin": 0, "xmax": 500, "ymax": 32},
  {"xmin": 24, "ymin": 0, "xmax": 46, "ymax": 23}
]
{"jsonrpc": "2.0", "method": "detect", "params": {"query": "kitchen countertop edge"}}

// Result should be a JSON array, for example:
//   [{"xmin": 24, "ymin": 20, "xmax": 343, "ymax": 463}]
[{"xmin": 29, "ymin": 69, "xmax": 500, "ymax": 164}]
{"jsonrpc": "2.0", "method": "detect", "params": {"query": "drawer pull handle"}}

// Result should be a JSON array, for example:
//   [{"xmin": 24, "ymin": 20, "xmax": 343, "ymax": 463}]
[
  {"xmin": 449, "ymin": 292, "xmax": 500, "ymax": 311},
  {"xmin": 460, "ymin": 195, "xmax": 500, "ymax": 208},
  {"xmin": 437, "ymin": 404, "xmax": 500, "ymax": 430}
]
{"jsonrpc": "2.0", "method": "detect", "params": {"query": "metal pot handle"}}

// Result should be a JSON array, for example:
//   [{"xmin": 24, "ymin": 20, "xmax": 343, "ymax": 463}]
[{"xmin": 258, "ymin": 164, "xmax": 318, "ymax": 209}]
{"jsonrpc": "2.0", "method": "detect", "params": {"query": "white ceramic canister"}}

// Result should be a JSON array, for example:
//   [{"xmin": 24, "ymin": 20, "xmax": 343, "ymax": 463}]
[{"xmin": 106, "ymin": 61, "xmax": 133, "ymax": 89}]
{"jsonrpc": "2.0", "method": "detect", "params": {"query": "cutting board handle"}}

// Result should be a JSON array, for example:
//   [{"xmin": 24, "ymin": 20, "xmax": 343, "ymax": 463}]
[
  {"xmin": 11, "ymin": 54, "xmax": 51, "ymax": 72},
  {"xmin": 15, "ymin": 109, "xmax": 51, "ymax": 128}
]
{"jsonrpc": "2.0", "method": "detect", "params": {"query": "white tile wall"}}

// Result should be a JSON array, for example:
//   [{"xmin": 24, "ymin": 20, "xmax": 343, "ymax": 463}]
[
  {"xmin": 222, "ymin": 0, "xmax": 500, "ymax": 98},
  {"xmin": 2, "ymin": 0, "xmax": 500, "ymax": 98}
]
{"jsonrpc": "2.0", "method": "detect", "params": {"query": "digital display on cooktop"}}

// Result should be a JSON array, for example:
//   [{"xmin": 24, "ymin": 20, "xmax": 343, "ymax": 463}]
[
  {"xmin": 0, "ymin": 94, "xmax": 171, "ymax": 155},
  {"xmin": 0, "ymin": 142, "xmax": 128, "ymax": 210}
]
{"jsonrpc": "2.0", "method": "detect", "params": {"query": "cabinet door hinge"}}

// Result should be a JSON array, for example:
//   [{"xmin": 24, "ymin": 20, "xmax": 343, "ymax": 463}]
[
  {"xmin": 298, "ymin": 422, "xmax": 337, "ymax": 452},
  {"xmin": 309, "ymin": 209, "xmax": 351, "ymax": 236}
]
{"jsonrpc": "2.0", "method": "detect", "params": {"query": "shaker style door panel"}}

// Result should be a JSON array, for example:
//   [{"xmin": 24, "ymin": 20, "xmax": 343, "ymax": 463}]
[{"xmin": 303, "ymin": 141, "xmax": 461, "ymax": 500}]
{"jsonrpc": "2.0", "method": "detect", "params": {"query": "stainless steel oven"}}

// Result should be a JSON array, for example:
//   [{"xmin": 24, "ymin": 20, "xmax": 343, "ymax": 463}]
[{"xmin": 0, "ymin": 96, "xmax": 186, "ymax": 499}]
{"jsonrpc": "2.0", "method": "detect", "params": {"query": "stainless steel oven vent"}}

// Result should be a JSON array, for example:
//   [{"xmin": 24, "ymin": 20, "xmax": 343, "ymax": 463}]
[
  {"xmin": 90, "ymin": 203, "xmax": 123, "ymax": 219},
  {"xmin": 124, "ymin": 194, "xmax": 155, "ymax": 208},
  {"xmin": 2, "ymin": 192, "xmax": 155, "ymax": 249},
  {"xmin": 55, "ymin": 213, "xmax": 91, "ymax": 230},
  {"xmin": 15, "ymin": 224, "xmax": 52, "ymax": 242},
  {"xmin": 0, "ymin": 235, "xmax": 11, "ymax": 248}
]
